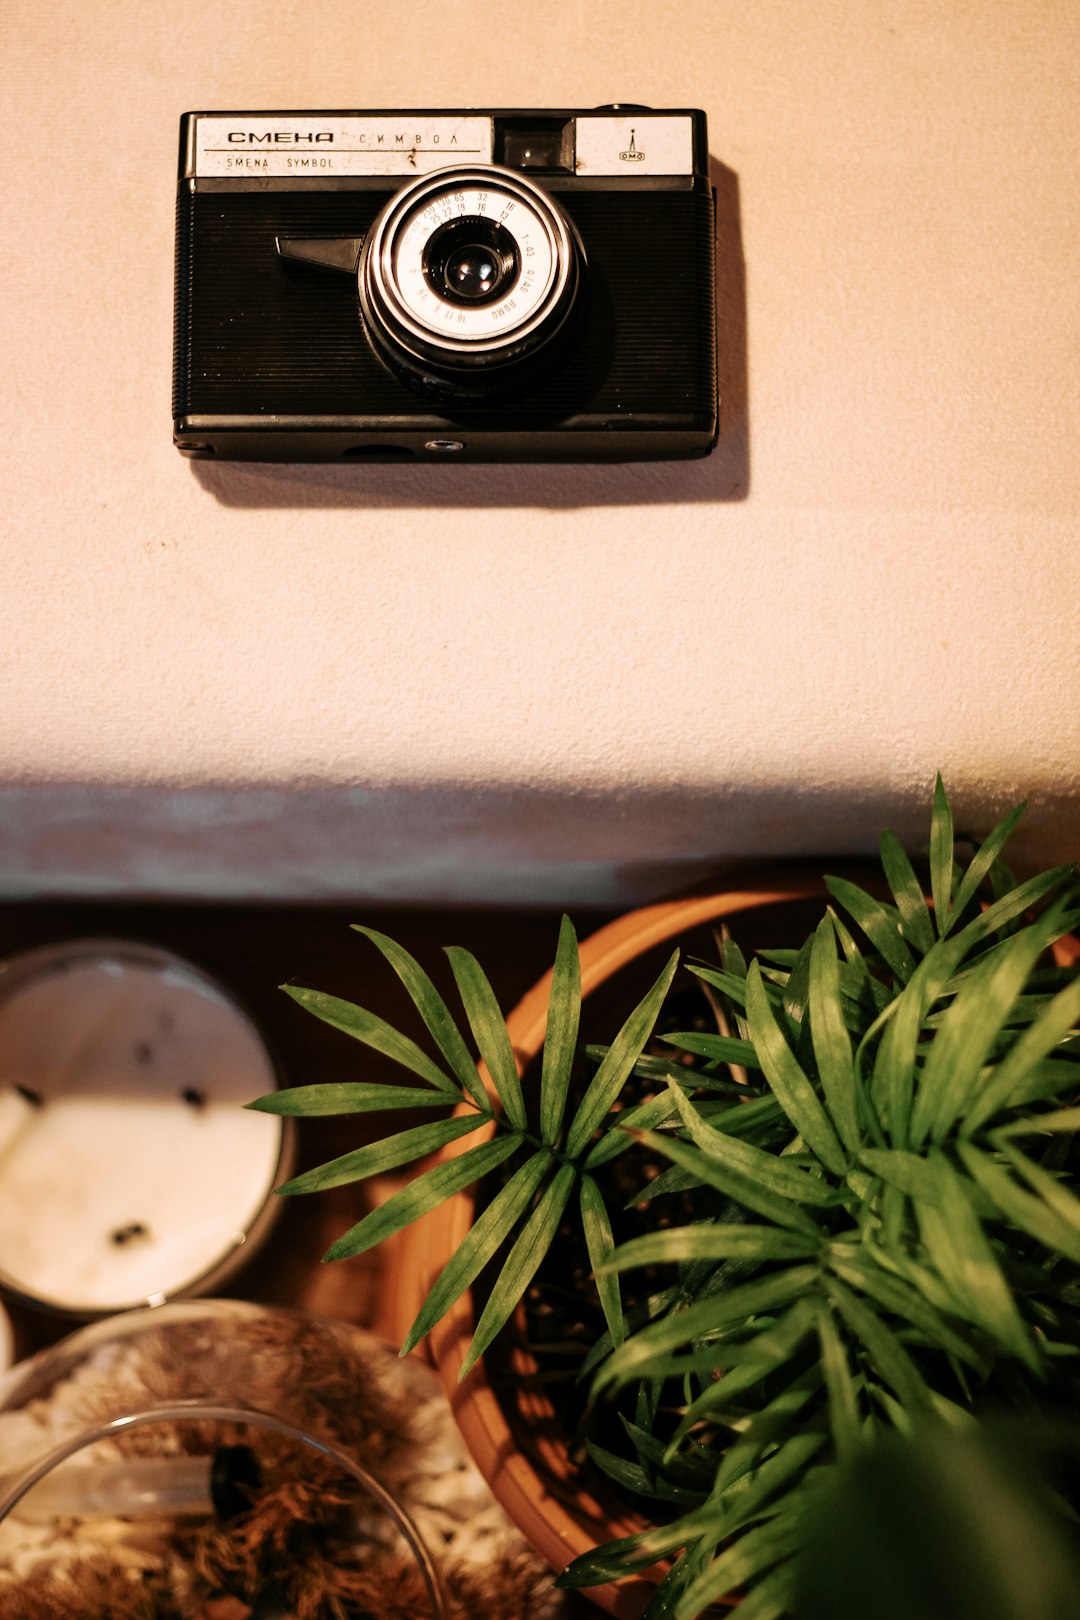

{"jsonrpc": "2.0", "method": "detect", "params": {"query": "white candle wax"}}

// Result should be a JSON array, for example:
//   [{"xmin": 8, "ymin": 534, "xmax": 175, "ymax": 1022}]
[{"xmin": 0, "ymin": 941, "xmax": 287, "ymax": 1314}]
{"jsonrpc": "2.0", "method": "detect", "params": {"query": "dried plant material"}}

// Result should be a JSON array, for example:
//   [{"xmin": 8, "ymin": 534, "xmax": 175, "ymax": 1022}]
[{"xmin": 0, "ymin": 1305, "xmax": 564, "ymax": 1620}]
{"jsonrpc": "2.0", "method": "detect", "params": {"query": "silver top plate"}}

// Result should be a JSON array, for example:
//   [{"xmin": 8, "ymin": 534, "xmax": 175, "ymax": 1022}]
[{"xmin": 191, "ymin": 113, "xmax": 699, "ymax": 179}]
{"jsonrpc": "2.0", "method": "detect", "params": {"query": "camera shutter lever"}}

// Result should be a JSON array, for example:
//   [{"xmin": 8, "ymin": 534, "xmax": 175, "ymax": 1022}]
[{"xmin": 275, "ymin": 236, "xmax": 364, "ymax": 275}]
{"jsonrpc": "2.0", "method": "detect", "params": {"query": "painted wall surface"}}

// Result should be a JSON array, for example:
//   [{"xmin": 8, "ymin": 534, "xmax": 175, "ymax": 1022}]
[{"xmin": 2, "ymin": 1, "xmax": 1078, "ymax": 903}]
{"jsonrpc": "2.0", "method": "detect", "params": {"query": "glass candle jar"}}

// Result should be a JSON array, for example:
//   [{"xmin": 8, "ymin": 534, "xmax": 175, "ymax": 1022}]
[{"xmin": 0, "ymin": 939, "xmax": 294, "ymax": 1316}]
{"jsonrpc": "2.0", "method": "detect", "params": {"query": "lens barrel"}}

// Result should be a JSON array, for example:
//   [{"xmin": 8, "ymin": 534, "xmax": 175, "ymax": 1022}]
[{"xmin": 358, "ymin": 166, "xmax": 583, "ymax": 398}]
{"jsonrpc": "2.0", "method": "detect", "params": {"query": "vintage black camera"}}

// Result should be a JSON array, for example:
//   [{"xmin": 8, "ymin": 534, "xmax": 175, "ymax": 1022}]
[{"xmin": 173, "ymin": 108, "xmax": 718, "ymax": 462}]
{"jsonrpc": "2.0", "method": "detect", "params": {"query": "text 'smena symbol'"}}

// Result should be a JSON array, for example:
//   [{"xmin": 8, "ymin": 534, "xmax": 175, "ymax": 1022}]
[{"xmin": 619, "ymin": 128, "xmax": 645, "ymax": 163}]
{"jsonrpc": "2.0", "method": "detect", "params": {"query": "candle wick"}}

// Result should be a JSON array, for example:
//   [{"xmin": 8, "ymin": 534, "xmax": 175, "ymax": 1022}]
[{"xmin": 110, "ymin": 1221, "xmax": 151, "ymax": 1247}]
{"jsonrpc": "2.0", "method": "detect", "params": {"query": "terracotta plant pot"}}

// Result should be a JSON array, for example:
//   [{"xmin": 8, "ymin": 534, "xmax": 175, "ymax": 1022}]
[{"xmin": 378, "ymin": 874, "xmax": 829, "ymax": 1617}]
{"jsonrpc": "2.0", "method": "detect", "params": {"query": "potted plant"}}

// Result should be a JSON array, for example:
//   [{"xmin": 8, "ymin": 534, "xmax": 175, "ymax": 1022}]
[{"xmin": 250, "ymin": 779, "xmax": 1080, "ymax": 1619}]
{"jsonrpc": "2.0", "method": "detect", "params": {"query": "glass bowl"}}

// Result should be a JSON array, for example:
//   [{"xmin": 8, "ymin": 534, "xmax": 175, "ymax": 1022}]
[{"xmin": 0, "ymin": 1301, "xmax": 449, "ymax": 1617}]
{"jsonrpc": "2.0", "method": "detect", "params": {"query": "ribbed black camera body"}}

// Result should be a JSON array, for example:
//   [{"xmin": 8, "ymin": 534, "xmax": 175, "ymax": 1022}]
[{"xmin": 174, "ymin": 108, "xmax": 718, "ymax": 462}]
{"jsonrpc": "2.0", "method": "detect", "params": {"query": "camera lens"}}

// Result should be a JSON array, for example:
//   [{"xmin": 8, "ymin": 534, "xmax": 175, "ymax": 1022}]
[
  {"xmin": 422, "ymin": 217, "xmax": 519, "ymax": 306},
  {"xmin": 447, "ymin": 247, "xmax": 496, "ymax": 298},
  {"xmin": 357, "ymin": 166, "xmax": 584, "ymax": 398}
]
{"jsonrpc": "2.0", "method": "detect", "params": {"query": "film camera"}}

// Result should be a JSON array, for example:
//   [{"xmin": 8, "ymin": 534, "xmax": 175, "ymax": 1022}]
[{"xmin": 173, "ymin": 108, "xmax": 718, "ymax": 461}]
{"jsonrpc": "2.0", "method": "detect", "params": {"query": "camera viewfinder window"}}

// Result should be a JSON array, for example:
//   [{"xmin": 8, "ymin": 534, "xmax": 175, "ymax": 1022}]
[{"xmin": 496, "ymin": 119, "xmax": 574, "ymax": 173}]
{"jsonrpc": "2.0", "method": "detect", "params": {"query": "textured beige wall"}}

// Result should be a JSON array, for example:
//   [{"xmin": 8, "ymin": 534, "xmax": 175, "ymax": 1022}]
[{"xmin": 1, "ymin": 1, "xmax": 1078, "ymax": 901}]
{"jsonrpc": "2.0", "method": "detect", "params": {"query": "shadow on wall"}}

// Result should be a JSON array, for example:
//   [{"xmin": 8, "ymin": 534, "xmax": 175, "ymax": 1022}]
[
  {"xmin": 188, "ymin": 160, "xmax": 748, "ymax": 512},
  {"xmin": 0, "ymin": 774, "xmax": 1075, "ymax": 907}
]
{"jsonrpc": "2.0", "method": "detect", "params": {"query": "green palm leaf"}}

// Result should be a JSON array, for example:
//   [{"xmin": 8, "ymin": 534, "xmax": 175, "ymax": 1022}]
[
  {"xmin": 592, "ymin": 1265, "xmax": 820, "ymax": 1395},
  {"xmin": 669, "ymin": 1306, "xmax": 820, "ymax": 1442},
  {"xmin": 688, "ymin": 962, "xmax": 760, "ymax": 1010},
  {"xmin": 655, "ymin": 1086, "xmax": 839, "ymax": 1210},
  {"xmin": 949, "ymin": 800, "xmax": 1028, "ymax": 923},
  {"xmin": 619, "ymin": 1416, "xmax": 714, "ymax": 1488},
  {"xmin": 691, "ymin": 1363, "xmax": 824, "ymax": 1484},
  {"xmin": 995, "ymin": 1137, "xmax": 1080, "ymax": 1240},
  {"xmin": 829, "ymin": 905, "xmax": 863, "ymax": 964},
  {"xmin": 879, "ymin": 827, "xmax": 935, "ymax": 954},
  {"xmin": 915, "ymin": 1155, "xmax": 1039, "ymax": 1371},
  {"xmin": 461, "ymin": 1160, "xmax": 576, "ymax": 1378},
  {"xmin": 657, "ymin": 1030, "xmax": 761, "ymax": 1069},
  {"xmin": 585, "ymin": 1440, "xmax": 703, "ymax": 1505},
  {"xmin": 676, "ymin": 1512, "xmax": 806, "ymax": 1619},
  {"xmin": 558, "ymin": 1523, "xmax": 702, "ymax": 1589},
  {"xmin": 824, "ymin": 877, "xmax": 917, "ymax": 982},
  {"xmin": 643, "ymin": 1548, "xmax": 712, "ymax": 1620},
  {"xmin": 598, "ymin": 1224, "xmax": 820, "ymax": 1273},
  {"xmin": 956, "ymin": 1141, "xmax": 1080, "ymax": 1264},
  {"xmin": 869, "ymin": 933, "xmax": 968, "ymax": 1146},
  {"xmin": 321, "ymin": 1131, "xmax": 522, "ymax": 1260},
  {"xmin": 950, "ymin": 866, "xmax": 1077, "ymax": 952},
  {"xmin": 859, "ymin": 1233, "xmax": 980, "ymax": 1332},
  {"xmin": 589, "ymin": 1050, "xmax": 744, "ymax": 1096},
  {"xmin": 837, "ymin": 953, "xmax": 895, "ymax": 1027},
  {"xmin": 996, "ymin": 1105, "xmax": 1080, "ymax": 1138},
  {"xmin": 781, "ymin": 935, "xmax": 814, "ymax": 1025},
  {"xmin": 648, "ymin": 1555, "xmax": 710, "ymax": 1614},
  {"xmin": 580, "ymin": 1171, "xmax": 625, "ymax": 1346},
  {"xmin": 564, "ymin": 951, "xmax": 679, "ymax": 1159},
  {"xmin": 824, "ymin": 1275, "xmax": 932, "ymax": 1413},
  {"xmin": 910, "ymin": 917, "xmax": 1058, "ymax": 1147},
  {"xmin": 719, "ymin": 932, "xmax": 750, "ymax": 975},
  {"xmin": 633, "ymin": 1124, "xmax": 827, "ymax": 1235},
  {"xmin": 282, "ymin": 986, "xmax": 456, "ymax": 1093},
  {"xmin": 248, "ymin": 1082, "xmax": 458, "ymax": 1116},
  {"xmin": 627, "ymin": 1338, "xmax": 789, "ymax": 1390},
  {"xmin": 584, "ymin": 1082, "xmax": 701, "ymax": 1171},
  {"xmin": 963, "ymin": 973, "xmax": 1080, "ymax": 1134},
  {"xmin": 401, "ymin": 1147, "xmax": 554, "ymax": 1353},
  {"xmin": 578, "ymin": 1285, "xmax": 682, "ymax": 1379},
  {"xmin": 539, "ymin": 915, "xmax": 581, "ymax": 1145},
  {"xmin": 703, "ymin": 1431, "xmax": 827, "ymax": 1544},
  {"xmin": 826, "ymin": 1246, "xmax": 984, "ymax": 1366},
  {"xmin": 808, "ymin": 918, "xmax": 860, "ymax": 1153},
  {"xmin": 276, "ymin": 1110, "xmax": 489, "ymax": 1196},
  {"xmin": 854, "ymin": 1146, "xmax": 939, "ymax": 1211},
  {"xmin": 929, "ymin": 773, "xmax": 955, "ymax": 933},
  {"xmin": 720, "ymin": 1560, "xmax": 797, "ymax": 1620},
  {"xmin": 745, "ymin": 962, "xmax": 847, "ymax": 1175},
  {"xmin": 352, "ymin": 926, "xmax": 489, "ymax": 1108},
  {"xmin": 816, "ymin": 1301, "xmax": 861, "ymax": 1457},
  {"xmin": 674, "ymin": 1089, "xmax": 785, "ymax": 1133},
  {"xmin": 693, "ymin": 1094, "xmax": 787, "ymax": 1135},
  {"xmin": 445, "ymin": 946, "xmax": 526, "ymax": 1132}
]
